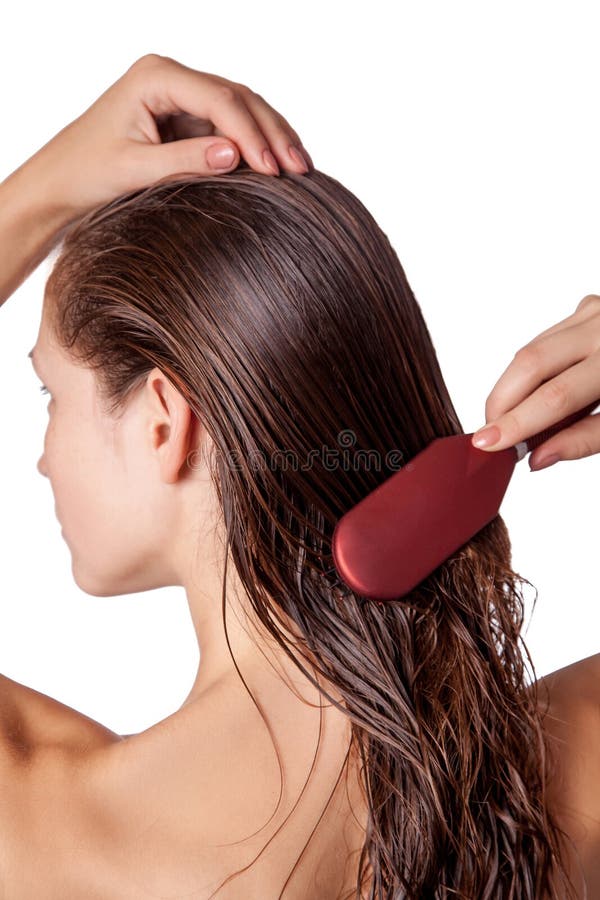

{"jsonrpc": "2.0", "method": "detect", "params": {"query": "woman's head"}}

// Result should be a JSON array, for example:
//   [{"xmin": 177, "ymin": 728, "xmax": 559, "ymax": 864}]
[
  {"xmin": 33, "ymin": 259, "xmax": 297, "ymax": 684},
  {"xmin": 39, "ymin": 163, "xmax": 580, "ymax": 898},
  {"xmin": 33, "ymin": 297, "xmax": 209, "ymax": 596},
  {"xmin": 39, "ymin": 163, "xmax": 458, "ymax": 595}
]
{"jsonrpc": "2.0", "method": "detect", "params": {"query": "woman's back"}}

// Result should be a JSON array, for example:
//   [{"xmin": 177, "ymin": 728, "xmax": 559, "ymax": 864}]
[
  {"xmin": 0, "ymin": 662, "xmax": 370, "ymax": 899},
  {"xmin": 1, "ymin": 653, "xmax": 599, "ymax": 898}
]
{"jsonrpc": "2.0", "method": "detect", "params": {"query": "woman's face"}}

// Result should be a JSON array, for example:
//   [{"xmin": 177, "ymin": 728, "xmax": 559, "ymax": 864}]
[{"xmin": 31, "ymin": 300, "xmax": 180, "ymax": 597}]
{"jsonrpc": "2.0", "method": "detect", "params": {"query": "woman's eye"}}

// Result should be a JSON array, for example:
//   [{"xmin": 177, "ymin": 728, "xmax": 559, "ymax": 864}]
[{"xmin": 39, "ymin": 385, "xmax": 50, "ymax": 396}]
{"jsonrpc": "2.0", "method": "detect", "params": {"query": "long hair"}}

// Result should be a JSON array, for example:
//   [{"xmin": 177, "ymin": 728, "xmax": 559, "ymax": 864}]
[{"xmin": 42, "ymin": 163, "xmax": 581, "ymax": 898}]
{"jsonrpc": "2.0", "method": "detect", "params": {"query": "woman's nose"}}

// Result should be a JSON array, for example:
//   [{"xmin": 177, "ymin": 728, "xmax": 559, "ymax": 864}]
[{"xmin": 37, "ymin": 454, "xmax": 48, "ymax": 477}]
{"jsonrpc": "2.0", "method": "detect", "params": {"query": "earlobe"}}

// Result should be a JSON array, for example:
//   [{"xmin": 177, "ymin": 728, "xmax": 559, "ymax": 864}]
[{"xmin": 160, "ymin": 400, "xmax": 194, "ymax": 484}]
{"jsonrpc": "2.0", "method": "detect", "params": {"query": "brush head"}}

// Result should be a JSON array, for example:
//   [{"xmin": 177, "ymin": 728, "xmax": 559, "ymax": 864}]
[
  {"xmin": 332, "ymin": 434, "xmax": 517, "ymax": 600},
  {"xmin": 332, "ymin": 398, "xmax": 600, "ymax": 601}
]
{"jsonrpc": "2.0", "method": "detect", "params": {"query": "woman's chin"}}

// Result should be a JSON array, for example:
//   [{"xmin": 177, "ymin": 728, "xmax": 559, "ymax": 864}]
[
  {"xmin": 70, "ymin": 564, "xmax": 115, "ymax": 598},
  {"xmin": 63, "ymin": 546, "xmax": 105, "ymax": 596}
]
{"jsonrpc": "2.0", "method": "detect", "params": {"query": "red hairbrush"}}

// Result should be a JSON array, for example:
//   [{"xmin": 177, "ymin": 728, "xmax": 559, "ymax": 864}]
[{"xmin": 332, "ymin": 399, "xmax": 600, "ymax": 600}]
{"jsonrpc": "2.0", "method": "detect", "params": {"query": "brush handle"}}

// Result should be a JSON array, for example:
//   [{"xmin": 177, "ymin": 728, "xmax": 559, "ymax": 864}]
[{"xmin": 513, "ymin": 397, "xmax": 600, "ymax": 461}]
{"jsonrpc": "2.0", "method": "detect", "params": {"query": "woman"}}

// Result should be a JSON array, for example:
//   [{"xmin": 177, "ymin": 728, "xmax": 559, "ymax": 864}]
[{"xmin": 0, "ymin": 54, "xmax": 598, "ymax": 898}]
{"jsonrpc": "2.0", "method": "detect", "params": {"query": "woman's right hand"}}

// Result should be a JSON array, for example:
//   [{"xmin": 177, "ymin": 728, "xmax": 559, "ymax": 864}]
[
  {"xmin": 8, "ymin": 54, "xmax": 313, "ymax": 224},
  {"xmin": 471, "ymin": 294, "xmax": 600, "ymax": 471}
]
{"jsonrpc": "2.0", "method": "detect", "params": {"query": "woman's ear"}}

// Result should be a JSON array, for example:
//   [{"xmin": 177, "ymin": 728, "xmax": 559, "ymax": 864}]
[{"xmin": 144, "ymin": 368, "xmax": 197, "ymax": 484}]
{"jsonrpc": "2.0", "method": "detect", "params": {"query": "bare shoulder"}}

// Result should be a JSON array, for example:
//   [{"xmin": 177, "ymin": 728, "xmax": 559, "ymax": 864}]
[
  {"xmin": 535, "ymin": 651, "xmax": 600, "ymax": 707},
  {"xmin": 0, "ymin": 672, "xmax": 125, "ymax": 896},
  {"xmin": 0, "ymin": 669, "xmax": 361, "ymax": 898},
  {"xmin": 0, "ymin": 671, "xmax": 123, "ymax": 758},
  {"xmin": 534, "ymin": 652, "xmax": 600, "ymax": 897}
]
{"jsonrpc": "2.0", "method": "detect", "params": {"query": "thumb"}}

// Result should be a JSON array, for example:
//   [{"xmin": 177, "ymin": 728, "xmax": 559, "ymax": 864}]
[{"xmin": 137, "ymin": 136, "xmax": 239, "ymax": 182}]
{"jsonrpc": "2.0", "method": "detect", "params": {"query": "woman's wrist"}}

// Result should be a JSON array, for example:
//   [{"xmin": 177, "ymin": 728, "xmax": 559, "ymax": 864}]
[{"xmin": 0, "ymin": 155, "xmax": 80, "ymax": 306}]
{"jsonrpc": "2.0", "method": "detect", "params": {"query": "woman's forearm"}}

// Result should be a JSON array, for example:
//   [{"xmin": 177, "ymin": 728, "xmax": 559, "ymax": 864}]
[{"xmin": 0, "ymin": 159, "xmax": 77, "ymax": 307}]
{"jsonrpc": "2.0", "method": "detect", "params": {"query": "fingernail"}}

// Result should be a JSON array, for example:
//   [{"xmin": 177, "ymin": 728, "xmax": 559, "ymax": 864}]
[
  {"xmin": 207, "ymin": 144, "xmax": 235, "ymax": 169},
  {"xmin": 262, "ymin": 148, "xmax": 279, "ymax": 175},
  {"xmin": 288, "ymin": 145, "xmax": 309, "ymax": 172},
  {"xmin": 530, "ymin": 453, "xmax": 560, "ymax": 472},
  {"xmin": 472, "ymin": 425, "xmax": 501, "ymax": 448},
  {"xmin": 299, "ymin": 143, "xmax": 314, "ymax": 170}
]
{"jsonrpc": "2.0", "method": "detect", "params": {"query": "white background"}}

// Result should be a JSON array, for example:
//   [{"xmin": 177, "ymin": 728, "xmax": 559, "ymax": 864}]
[{"xmin": 0, "ymin": 1, "xmax": 597, "ymax": 735}]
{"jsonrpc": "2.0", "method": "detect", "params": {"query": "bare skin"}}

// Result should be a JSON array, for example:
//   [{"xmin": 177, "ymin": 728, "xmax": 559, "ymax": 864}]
[
  {"xmin": 0, "ymin": 55, "xmax": 365, "ymax": 899},
  {"xmin": 535, "ymin": 654, "xmax": 600, "ymax": 897},
  {"xmin": 0, "ymin": 653, "xmax": 598, "ymax": 897},
  {"xmin": 0, "ymin": 664, "xmax": 368, "ymax": 898},
  {"xmin": 0, "ymin": 53, "xmax": 599, "ymax": 898}
]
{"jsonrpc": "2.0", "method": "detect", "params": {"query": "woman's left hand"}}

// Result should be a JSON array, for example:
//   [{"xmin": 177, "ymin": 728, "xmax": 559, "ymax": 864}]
[{"xmin": 14, "ymin": 53, "xmax": 313, "ymax": 221}]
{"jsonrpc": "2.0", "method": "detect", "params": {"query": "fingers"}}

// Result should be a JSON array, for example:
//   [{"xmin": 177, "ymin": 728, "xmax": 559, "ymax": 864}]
[
  {"xmin": 236, "ymin": 85, "xmax": 313, "ymax": 173},
  {"xmin": 474, "ymin": 351, "xmax": 600, "ymax": 451},
  {"xmin": 528, "ymin": 410, "xmax": 600, "ymax": 470},
  {"xmin": 483, "ymin": 325, "xmax": 598, "ymax": 429},
  {"xmin": 129, "ymin": 55, "xmax": 310, "ymax": 177},
  {"xmin": 471, "ymin": 295, "xmax": 600, "ymax": 460},
  {"xmin": 520, "ymin": 293, "xmax": 600, "ymax": 350},
  {"xmin": 135, "ymin": 135, "xmax": 242, "ymax": 183},
  {"xmin": 482, "ymin": 296, "xmax": 600, "ymax": 425}
]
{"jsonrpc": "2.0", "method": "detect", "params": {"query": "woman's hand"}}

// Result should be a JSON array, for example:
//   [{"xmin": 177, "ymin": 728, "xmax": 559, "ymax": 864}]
[
  {"xmin": 14, "ymin": 53, "xmax": 313, "ymax": 221},
  {"xmin": 471, "ymin": 294, "xmax": 600, "ymax": 470}
]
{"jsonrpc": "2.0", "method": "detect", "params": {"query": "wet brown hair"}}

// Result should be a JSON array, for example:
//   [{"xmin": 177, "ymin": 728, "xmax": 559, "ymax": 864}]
[{"xmin": 43, "ymin": 163, "xmax": 581, "ymax": 898}]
